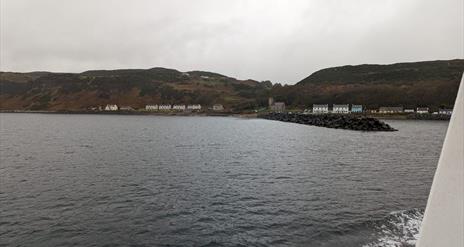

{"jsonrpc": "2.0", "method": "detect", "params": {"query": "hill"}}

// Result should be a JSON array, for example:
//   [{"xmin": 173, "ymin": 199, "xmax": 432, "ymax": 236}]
[
  {"xmin": 1, "ymin": 59, "xmax": 463, "ymax": 112},
  {"xmin": 0, "ymin": 68, "xmax": 271, "ymax": 111},
  {"xmin": 271, "ymin": 59, "xmax": 464, "ymax": 109}
]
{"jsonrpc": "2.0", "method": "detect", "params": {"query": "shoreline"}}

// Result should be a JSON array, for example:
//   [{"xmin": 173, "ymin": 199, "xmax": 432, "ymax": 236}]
[
  {"xmin": 366, "ymin": 114, "xmax": 450, "ymax": 121},
  {"xmin": 0, "ymin": 110, "xmax": 450, "ymax": 120},
  {"xmin": 0, "ymin": 110, "xmax": 258, "ymax": 118}
]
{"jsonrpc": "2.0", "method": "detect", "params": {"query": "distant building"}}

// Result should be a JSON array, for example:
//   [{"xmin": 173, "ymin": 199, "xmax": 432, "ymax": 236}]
[
  {"xmin": 213, "ymin": 104, "xmax": 224, "ymax": 111},
  {"xmin": 404, "ymin": 109, "xmax": 415, "ymax": 113},
  {"xmin": 187, "ymin": 104, "xmax": 202, "ymax": 110},
  {"xmin": 333, "ymin": 104, "xmax": 350, "ymax": 114},
  {"xmin": 378, "ymin": 107, "xmax": 403, "ymax": 114},
  {"xmin": 172, "ymin": 105, "xmax": 186, "ymax": 111},
  {"xmin": 145, "ymin": 105, "xmax": 158, "ymax": 111},
  {"xmin": 268, "ymin": 97, "xmax": 285, "ymax": 112},
  {"xmin": 120, "ymin": 106, "xmax": 134, "ymax": 111},
  {"xmin": 268, "ymin": 97, "xmax": 275, "ymax": 107},
  {"xmin": 270, "ymin": 102, "xmax": 286, "ymax": 112},
  {"xmin": 105, "ymin": 104, "xmax": 118, "ymax": 111},
  {"xmin": 159, "ymin": 104, "xmax": 172, "ymax": 111},
  {"xmin": 417, "ymin": 107, "xmax": 429, "ymax": 114},
  {"xmin": 313, "ymin": 104, "xmax": 329, "ymax": 114},
  {"xmin": 351, "ymin": 105, "xmax": 363, "ymax": 113},
  {"xmin": 439, "ymin": 109, "xmax": 453, "ymax": 115}
]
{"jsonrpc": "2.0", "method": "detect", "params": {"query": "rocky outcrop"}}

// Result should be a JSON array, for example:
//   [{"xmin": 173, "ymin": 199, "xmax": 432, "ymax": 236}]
[{"xmin": 259, "ymin": 113, "xmax": 397, "ymax": 131}]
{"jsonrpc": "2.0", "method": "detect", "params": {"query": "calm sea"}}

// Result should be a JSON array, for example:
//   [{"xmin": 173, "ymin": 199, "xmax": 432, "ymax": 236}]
[{"xmin": 0, "ymin": 114, "xmax": 448, "ymax": 246}]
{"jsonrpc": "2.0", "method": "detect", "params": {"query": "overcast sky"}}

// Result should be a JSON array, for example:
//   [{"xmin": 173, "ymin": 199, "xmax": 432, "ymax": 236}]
[{"xmin": 1, "ymin": 0, "xmax": 463, "ymax": 83}]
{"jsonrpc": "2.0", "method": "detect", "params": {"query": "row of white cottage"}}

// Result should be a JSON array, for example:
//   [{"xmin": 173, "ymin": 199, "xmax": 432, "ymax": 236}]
[
  {"xmin": 146, "ymin": 104, "xmax": 202, "ymax": 111},
  {"xmin": 311, "ymin": 104, "xmax": 363, "ymax": 114},
  {"xmin": 145, "ymin": 104, "xmax": 225, "ymax": 111},
  {"xmin": 310, "ymin": 105, "xmax": 452, "ymax": 115},
  {"xmin": 104, "ymin": 104, "xmax": 225, "ymax": 111}
]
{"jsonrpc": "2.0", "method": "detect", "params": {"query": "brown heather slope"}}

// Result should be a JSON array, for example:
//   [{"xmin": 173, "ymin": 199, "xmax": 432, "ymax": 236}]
[
  {"xmin": 270, "ymin": 59, "xmax": 464, "ymax": 110},
  {"xmin": 0, "ymin": 68, "xmax": 271, "ymax": 111},
  {"xmin": 1, "ymin": 59, "xmax": 463, "ymax": 112}
]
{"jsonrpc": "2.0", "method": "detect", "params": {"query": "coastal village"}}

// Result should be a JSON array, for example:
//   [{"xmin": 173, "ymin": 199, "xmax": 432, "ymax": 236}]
[
  {"xmin": 96, "ymin": 103, "xmax": 224, "ymax": 112},
  {"xmin": 267, "ymin": 97, "xmax": 453, "ymax": 115},
  {"xmin": 94, "ymin": 97, "xmax": 453, "ymax": 116}
]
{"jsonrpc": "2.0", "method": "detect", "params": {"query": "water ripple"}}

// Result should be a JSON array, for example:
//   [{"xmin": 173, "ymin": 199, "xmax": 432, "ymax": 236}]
[{"xmin": 0, "ymin": 114, "xmax": 447, "ymax": 246}]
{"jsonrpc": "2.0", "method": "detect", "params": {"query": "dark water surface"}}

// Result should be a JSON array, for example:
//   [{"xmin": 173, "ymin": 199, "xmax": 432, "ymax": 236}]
[{"xmin": 0, "ymin": 114, "xmax": 448, "ymax": 246}]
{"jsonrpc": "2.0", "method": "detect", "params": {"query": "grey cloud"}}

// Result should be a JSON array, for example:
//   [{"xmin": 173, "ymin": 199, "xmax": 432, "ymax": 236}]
[{"xmin": 1, "ymin": 0, "xmax": 462, "ymax": 84}]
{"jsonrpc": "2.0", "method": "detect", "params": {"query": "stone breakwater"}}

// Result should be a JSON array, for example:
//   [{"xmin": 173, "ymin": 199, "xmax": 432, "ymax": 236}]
[{"xmin": 259, "ymin": 113, "xmax": 397, "ymax": 131}]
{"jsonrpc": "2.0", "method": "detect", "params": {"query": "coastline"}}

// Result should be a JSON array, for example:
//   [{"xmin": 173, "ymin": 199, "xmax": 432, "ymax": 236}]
[
  {"xmin": 366, "ymin": 114, "xmax": 451, "ymax": 121},
  {"xmin": 0, "ymin": 110, "xmax": 450, "ymax": 120},
  {"xmin": 0, "ymin": 110, "xmax": 254, "ymax": 118}
]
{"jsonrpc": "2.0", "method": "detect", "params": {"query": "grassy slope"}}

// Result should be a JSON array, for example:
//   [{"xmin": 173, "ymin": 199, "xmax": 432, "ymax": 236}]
[
  {"xmin": 0, "ymin": 68, "xmax": 271, "ymax": 111},
  {"xmin": 271, "ymin": 59, "xmax": 464, "ymax": 109},
  {"xmin": 1, "ymin": 59, "xmax": 463, "ymax": 111}
]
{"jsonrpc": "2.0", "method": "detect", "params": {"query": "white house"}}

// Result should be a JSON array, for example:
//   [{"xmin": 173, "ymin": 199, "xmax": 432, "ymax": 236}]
[
  {"xmin": 187, "ymin": 104, "xmax": 202, "ymax": 110},
  {"xmin": 213, "ymin": 104, "xmax": 224, "ymax": 111},
  {"xmin": 145, "ymin": 105, "xmax": 158, "ymax": 111},
  {"xmin": 404, "ymin": 109, "xmax": 415, "ymax": 113},
  {"xmin": 158, "ymin": 105, "xmax": 172, "ymax": 110},
  {"xmin": 120, "ymin": 106, "xmax": 134, "ymax": 111},
  {"xmin": 332, "ymin": 104, "xmax": 350, "ymax": 114},
  {"xmin": 105, "ymin": 104, "xmax": 118, "ymax": 111},
  {"xmin": 172, "ymin": 105, "xmax": 186, "ymax": 111},
  {"xmin": 439, "ymin": 109, "xmax": 453, "ymax": 115},
  {"xmin": 417, "ymin": 107, "xmax": 429, "ymax": 114},
  {"xmin": 312, "ymin": 104, "xmax": 329, "ymax": 114}
]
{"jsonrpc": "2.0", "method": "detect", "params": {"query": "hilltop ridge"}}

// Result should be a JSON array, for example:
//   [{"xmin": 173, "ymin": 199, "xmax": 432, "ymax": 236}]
[
  {"xmin": 0, "ymin": 67, "xmax": 269, "ymax": 111},
  {"xmin": 297, "ymin": 59, "xmax": 463, "ymax": 85},
  {"xmin": 271, "ymin": 59, "xmax": 464, "ymax": 109},
  {"xmin": 1, "ymin": 59, "xmax": 463, "ymax": 111}
]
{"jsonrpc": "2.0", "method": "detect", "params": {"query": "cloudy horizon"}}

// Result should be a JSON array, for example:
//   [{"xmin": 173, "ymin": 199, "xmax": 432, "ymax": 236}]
[{"xmin": 1, "ymin": 0, "xmax": 463, "ymax": 84}]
